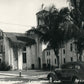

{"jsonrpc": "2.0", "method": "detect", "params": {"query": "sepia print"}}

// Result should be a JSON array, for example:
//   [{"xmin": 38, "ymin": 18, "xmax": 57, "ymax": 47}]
[{"xmin": 0, "ymin": 0, "xmax": 83, "ymax": 84}]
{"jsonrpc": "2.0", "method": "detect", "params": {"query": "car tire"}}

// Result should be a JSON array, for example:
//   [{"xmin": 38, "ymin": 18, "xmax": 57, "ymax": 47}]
[
  {"xmin": 72, "ymin": 77, "xmax": 75, "ymax": 83},
  {"xmin": 49, "ymin": 76, "xmax": 54, "ymax": 83},
  {"xmin": 72, "ymin": 77, "xmax": 79, "ymax": 84}
]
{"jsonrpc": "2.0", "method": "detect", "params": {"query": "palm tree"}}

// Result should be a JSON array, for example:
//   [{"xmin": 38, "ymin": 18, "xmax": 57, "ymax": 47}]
[{"xmin": 26, "ymin": 6, "xmax": 79, "ymax": 67}]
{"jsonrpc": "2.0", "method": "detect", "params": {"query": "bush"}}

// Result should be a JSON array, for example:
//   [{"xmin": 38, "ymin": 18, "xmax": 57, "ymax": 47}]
[{"xmin": 0, "ymin": 62, "xmax": 12, "ymax": 71}]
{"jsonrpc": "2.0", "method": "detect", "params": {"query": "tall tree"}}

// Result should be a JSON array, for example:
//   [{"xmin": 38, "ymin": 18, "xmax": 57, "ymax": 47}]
[
  {"xmin": 68, "ymin": 0, "xmax": 84, "ymax": 27},
  {"xmin": 68, "ymin": 0, "xmax": 84, "ymax": 61},
  {"xmin": 27, "ymin": 6, "xmax": 79, "ymax": 67}
]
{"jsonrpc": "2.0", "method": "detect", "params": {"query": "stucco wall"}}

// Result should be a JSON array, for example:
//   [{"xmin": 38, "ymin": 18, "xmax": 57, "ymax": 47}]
[
  {"xmin": 3, "ymin": 33, "xmax": 18, "ymax": 70},
  {"xmin": 59, "ymin": 40, "xmax": 78, "ymax": 66},
  {"xmin": 43, "ymin": 49, "xmax": 57, "ymax": 68},
  {"xmin": 25, "ymin": 44, "xmax": 38, "ymax": 69},
  {"xmin": 4, "ymin": 34, "xmax": 11, "ymax": 65},
  {"xmin": 42, "ymin": 39, "xmax": 79, "ymax": 68}
]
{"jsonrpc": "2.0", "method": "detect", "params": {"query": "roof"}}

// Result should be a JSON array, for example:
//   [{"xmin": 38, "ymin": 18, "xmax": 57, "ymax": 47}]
[
  {"xmin": 61, "ymin": 61, "xmax": 84, "ymax": 68},
  {"xmin": 5, "ymin": 32, "xmax": 36, "ymax": 47},
  {"xmin": 36, "ymin": 9, "xmax": 48, "ymax": 15},
  {"xmin": 26, "ymin": 28, "xmax": 36, "ymax": 35}
]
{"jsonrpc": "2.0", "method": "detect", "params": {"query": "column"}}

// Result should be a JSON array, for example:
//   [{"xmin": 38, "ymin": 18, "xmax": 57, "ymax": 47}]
[
  {"xmin": 18, "ymin": 49, "xmax": 23, "ymax": 70},
  {"xmin": 10, "ymin": 48, "xmax": 14, "ymax": 70}
]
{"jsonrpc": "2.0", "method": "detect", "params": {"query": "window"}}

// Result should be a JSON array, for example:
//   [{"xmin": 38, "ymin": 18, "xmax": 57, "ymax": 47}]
[
  {"xmin": 63, "ymin": 49, "xmax": 65, "ymax": 54},
  {"xmin": 49, "ymin": 51, "xmax": 50, "ymax": 55},
  {"xmin": 75, "ymin": 65, "xmax": 80, "ymax": 70},
  {"xmin": 38, "ymin": 19, "xmax": 42, "ymax": 25},
  {"xmin": 31, "ymin": 64, "xmax": 35, "ymax": 69},
  {"xmin": 49, "ymin": 59, "xmax": 50, "ymax": 64},
  {"xmin": 64, "ymin": 58, "xmax": 66, "ymax": 63},
  {"xmin": 0, "ymin": 59, "xmax": 1, "ymax": 63},
  {"xmin": 67, "ymin": 65, "xmax": 74, "ymax": 69},
  {"xmin": 47, "ymin": 59, "xmax": 48, "ymax": 64},
  {"xmin": 55, "ymin": 59, "xmax": 56, "ymax": 64},
  {"xmin": 71, "ymin": 57, "xmax": 73, "ymax": 62},
  {"xmin": 23, "ymin": 53, "xmax": 26, "ymax": 63},
  {"xmin": 70, "ymin": 43, "xmax": 73, "ymax": 51},
  {"xmin": 47, "ymin": 51, "xmax": 50, "ymax": 56}
]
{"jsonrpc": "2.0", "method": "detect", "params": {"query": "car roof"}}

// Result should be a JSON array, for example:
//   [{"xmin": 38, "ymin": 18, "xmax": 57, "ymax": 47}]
[{"xmin": 61, "ymin": 61, "xmax": 84, "ymax": 68}]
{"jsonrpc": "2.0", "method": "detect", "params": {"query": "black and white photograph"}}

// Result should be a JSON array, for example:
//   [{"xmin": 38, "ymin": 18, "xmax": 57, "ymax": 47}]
[{"xmin": 0, "ymin": 0, "xmax": 83, "ymax": 84}]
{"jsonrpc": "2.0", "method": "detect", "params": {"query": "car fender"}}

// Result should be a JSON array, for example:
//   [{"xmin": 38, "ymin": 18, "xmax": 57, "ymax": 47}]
[
  {"xmin": 70, "ymin": 70, "xmax": 79, "ymax": 81},
  {"xmin": 47, "ymin": 72, "xmax": 58, "ymax": 80}
]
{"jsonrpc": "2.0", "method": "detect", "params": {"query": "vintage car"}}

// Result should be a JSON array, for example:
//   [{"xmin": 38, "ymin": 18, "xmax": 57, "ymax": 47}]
[{"xmin": 47, "ymin": 61, "xmax": 84, "ymax": 83}]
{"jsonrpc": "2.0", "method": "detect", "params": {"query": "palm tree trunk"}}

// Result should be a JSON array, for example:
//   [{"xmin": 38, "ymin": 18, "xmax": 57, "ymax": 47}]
[{"xmin": 54, "ymin": 48, "xmax": 59, "ymax": 68}]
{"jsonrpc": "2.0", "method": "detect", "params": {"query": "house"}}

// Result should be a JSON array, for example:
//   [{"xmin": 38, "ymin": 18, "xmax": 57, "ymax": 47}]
[
  {"xmin": 42, "ymin": 39, "xmax": 84, "ymax": 69},
  {"xmin": 42, "ymin": 46, "xmax": 57, "ymax": 70},
  {"xmin": 0, "ymin": 29, "xmax": 42, "ymax": 70}
]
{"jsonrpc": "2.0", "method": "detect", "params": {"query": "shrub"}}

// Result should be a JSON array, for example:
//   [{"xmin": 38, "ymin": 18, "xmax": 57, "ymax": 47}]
[{"xmin": 0, "ymin": 62, "xmax": 12, "ymax": 71}]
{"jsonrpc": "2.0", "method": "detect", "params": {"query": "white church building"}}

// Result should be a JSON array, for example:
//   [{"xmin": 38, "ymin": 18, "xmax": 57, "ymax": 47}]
[
  {"xmin": 0, "ymin": 9, "xmax": 84, "ymax": 70},
  {"xmin": 0, "ymin": 29, "xmax": 42, "ymax": 70}
]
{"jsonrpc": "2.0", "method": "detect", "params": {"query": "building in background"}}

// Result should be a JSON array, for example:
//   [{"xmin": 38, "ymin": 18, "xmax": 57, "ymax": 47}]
[
  {"xmin": 42, "ymin": 46, "xmax": 57, "ymax": 70},
  {"xmin": 42, "ymin": 39, "xmax": 84, "ymax": 69}
]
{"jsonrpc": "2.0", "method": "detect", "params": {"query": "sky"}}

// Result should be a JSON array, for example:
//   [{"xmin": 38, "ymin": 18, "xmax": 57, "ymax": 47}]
[{"xmin": 0, "ymin": 0, "xmax": 69, "ymax": 33}]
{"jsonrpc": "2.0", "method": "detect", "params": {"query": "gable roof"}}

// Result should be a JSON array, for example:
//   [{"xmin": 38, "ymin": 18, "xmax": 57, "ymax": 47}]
[{"xmin": 5, "ymin": 32, "xmax": 36, "ymax": 47}]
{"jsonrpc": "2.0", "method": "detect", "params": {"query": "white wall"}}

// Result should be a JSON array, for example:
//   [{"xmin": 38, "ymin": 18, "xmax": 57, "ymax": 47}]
[
  {"xmin": 26, "ymin": 44, "xmax": 38, "ymax": 69},
  {"xmin": 43, "ymin": 49, "xmax": 57, "ymax": 67},
  {"xmin": 42, "ymin": 39, "xmax": 79, "ymax": 68},
  {"xmin": 3, "ymin": 33, "xmax": 11, "ymax": 65},
  {"xmin": 18, "ymin": 49, "xmax": 23, "ymax": 70},
  {"xmin": 4, "ymin": 33, "xmax": 19, "ymax": 70}
]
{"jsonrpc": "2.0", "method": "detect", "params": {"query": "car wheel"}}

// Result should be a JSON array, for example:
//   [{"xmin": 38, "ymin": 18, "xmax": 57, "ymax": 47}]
[
  {"xmin": 72, "ymin": 77, "xmax": 79, "ymax": 84},
  {"xmin": 49, "ymin": 76, "xmax": 54, "ymax": 83},
  {"xmin": 72, "ymin": 77, "xmax": 75, "ymax": 83}
]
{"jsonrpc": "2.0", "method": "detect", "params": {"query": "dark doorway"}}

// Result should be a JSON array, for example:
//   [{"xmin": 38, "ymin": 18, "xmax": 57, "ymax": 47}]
[
  {"xmin": 31, "ymin": 64, "xmax": 35, "ymax": 69},
  {"xmin": 38, "ymin": 57, "xmax": 41, "ymax": 69}
]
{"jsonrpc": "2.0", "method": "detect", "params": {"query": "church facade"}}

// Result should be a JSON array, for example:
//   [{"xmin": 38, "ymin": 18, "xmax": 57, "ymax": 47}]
[{"xmin": 0, "ymin": 29, "xmax": 42, "ymax": 70}]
